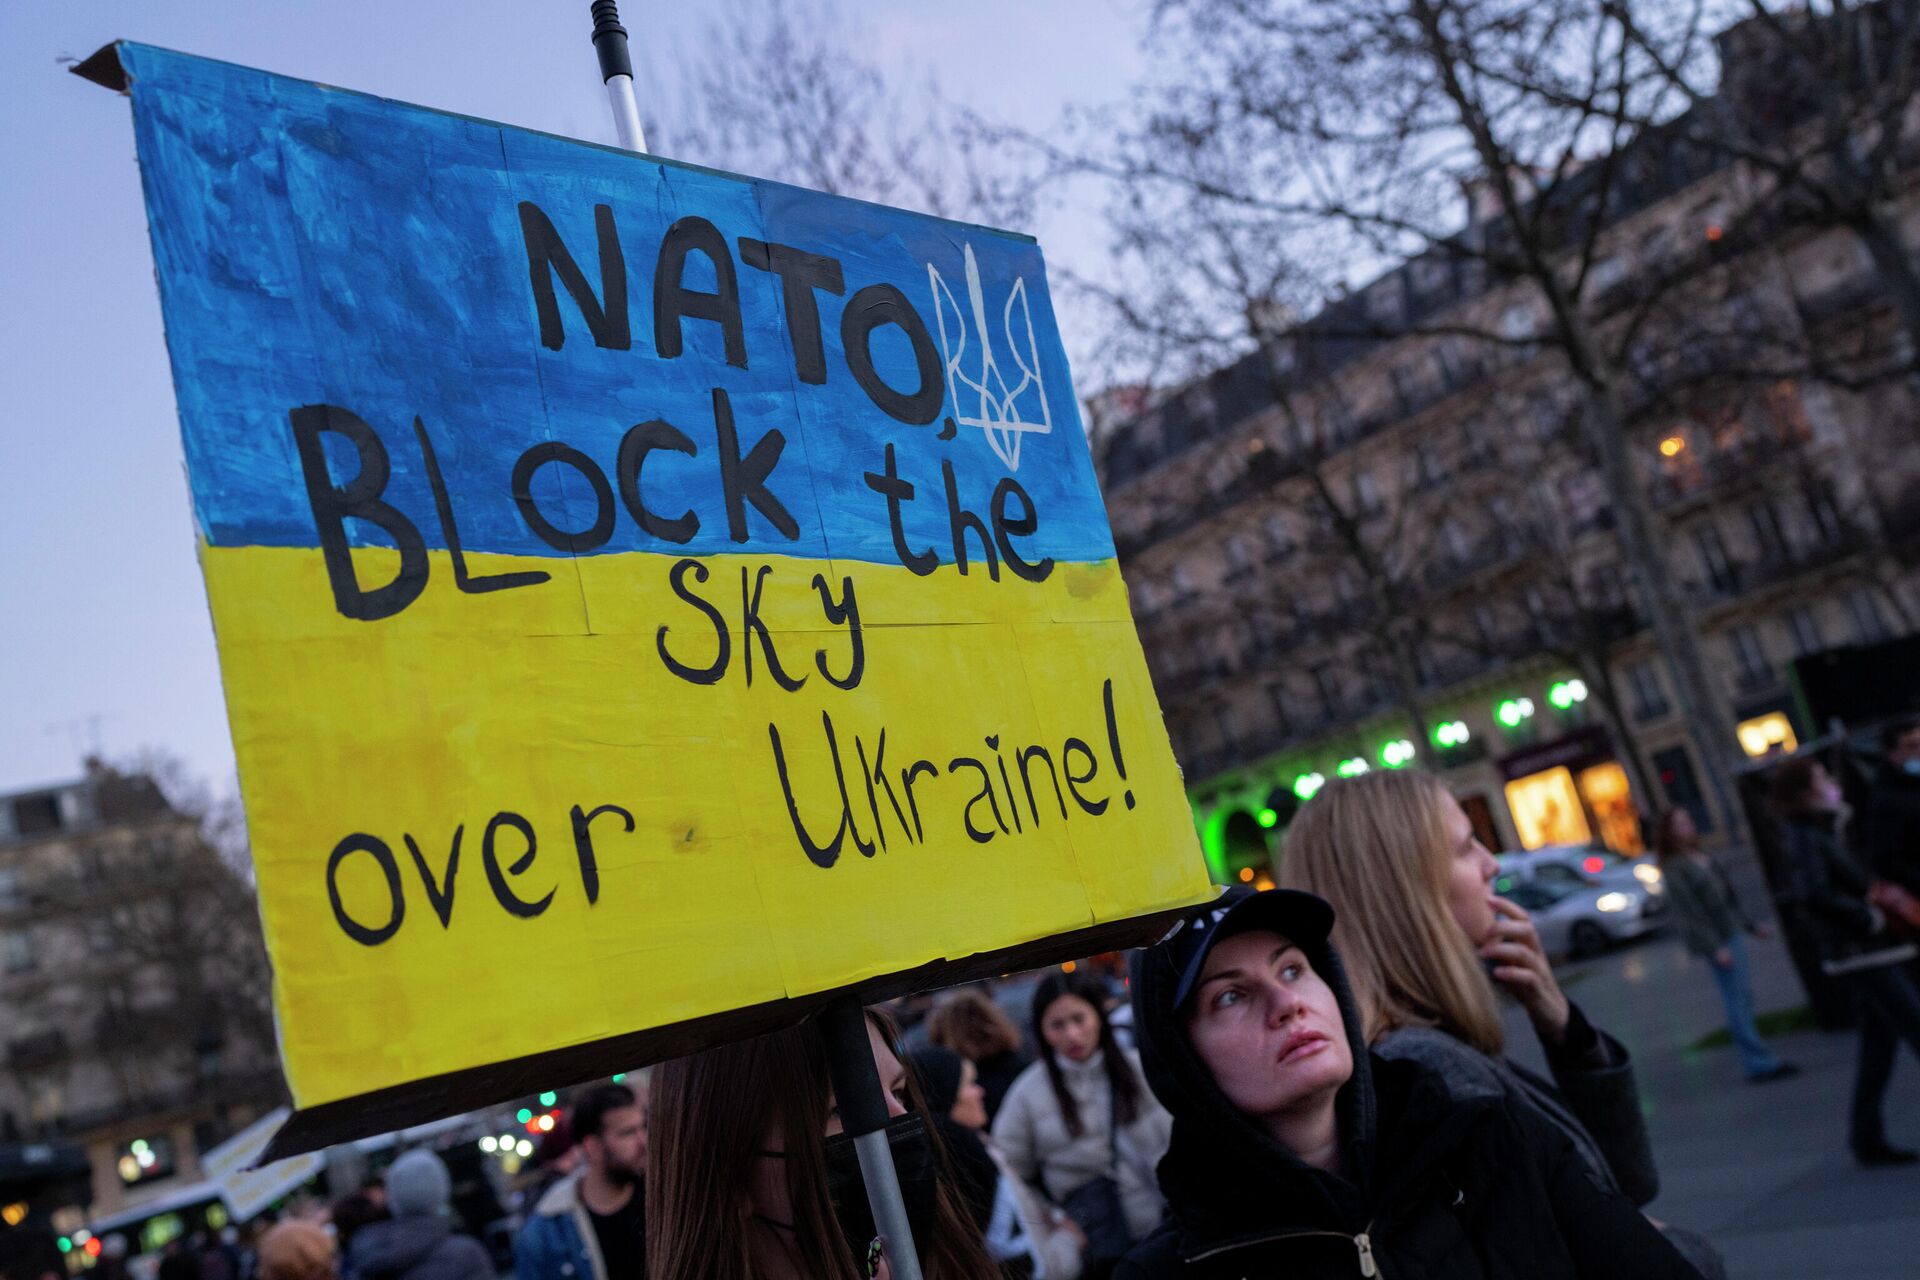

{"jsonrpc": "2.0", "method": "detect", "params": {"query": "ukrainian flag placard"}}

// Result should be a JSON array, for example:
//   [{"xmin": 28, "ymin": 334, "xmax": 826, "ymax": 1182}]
[{"xmin": 104, "ymin": 41, "xmax": 1211, "ymax": 1141}]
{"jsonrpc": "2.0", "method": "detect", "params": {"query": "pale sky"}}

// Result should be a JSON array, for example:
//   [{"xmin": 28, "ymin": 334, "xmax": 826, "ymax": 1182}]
[{"xmin": 0, "ymin": 1, "xmax": 1147, "ymax": 798}]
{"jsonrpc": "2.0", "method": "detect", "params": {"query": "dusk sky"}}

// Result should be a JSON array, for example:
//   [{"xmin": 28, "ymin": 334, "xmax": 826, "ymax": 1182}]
[{"xmin": 0, "ymin": 1, "xmax": 1148, "ymax": 798}]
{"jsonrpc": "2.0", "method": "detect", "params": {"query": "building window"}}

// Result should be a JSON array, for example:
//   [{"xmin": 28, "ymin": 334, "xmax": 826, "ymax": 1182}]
[
  {"xmin": 1747, "ymin": 500, "xmax": 1790, "ymax": 564},
  {"xmin": 0, "ymin": 867, "xmax": 19, "ymax": 911},
  {"xmin": 9, "ymin": 795, "xmax": 61, "ymax": 837},
  {"xmin": 1414, "ymin": 439, "xmax": 1447, "ymax": 486},
  {"xmin": 1804, "ymin": 481, "xmax": 1845, "ymax": 545},
  {"xmin": 1265, "ymin": 683, "xmax": 1292, "ymax": 734},
  {"xmin": 1627, "ymin": 660, "xmax": 1670, "ymax": 720},
  {"xmin": 1728, "ymin": 625, "xmax": 1772, "ymax": 686},
  {"xmin": 1785, "ymin": 606, "xmax": 1824, "ymax": 657},
  {"xmin": 1693, "ymin": 522, "xmax": 1739, "ymax": 594},
  {"xmin": 1311, "ymin": 666, "xmax": 1340, "ymax": 719},
  {"xmin": 1846, "ymin": 587, "xmax": 1889, "ymax": 644},
  {"xmin": 1264, "ymin": 513, "xmax": 1294, "ymax": 559},
  {"xmin": 1501, "ymin": 303, "xmax": 1536, "ymax": 340},
  {"xmin": 2, "ymin": 930, "xmax": 34, "ymax": 975}
]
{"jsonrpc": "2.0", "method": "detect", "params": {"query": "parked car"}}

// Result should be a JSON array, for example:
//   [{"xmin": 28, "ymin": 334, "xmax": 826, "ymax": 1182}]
[
  {"xmin": 1497, "ymin": 845, "xmax": 1665, "ymax": 899},
  {"xmin": 1501, "ymin": 874, "xmax": 1666, "ymax": 959}
]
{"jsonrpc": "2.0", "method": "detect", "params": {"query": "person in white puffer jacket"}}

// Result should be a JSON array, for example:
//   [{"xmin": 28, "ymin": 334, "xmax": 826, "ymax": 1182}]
[{"xmin": 993, "ymin": 971, "xmax": 1172, "ymax": 1268}]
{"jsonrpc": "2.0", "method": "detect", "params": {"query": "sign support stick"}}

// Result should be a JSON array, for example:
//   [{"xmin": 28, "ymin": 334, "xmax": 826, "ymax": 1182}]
[
  {"xmin": 819, "ymin": 996, "xmax": 927, "ymax": 1280},
  {"xmin": 589, "ymin": 1, "xmax": 649, "ymax": 152}
]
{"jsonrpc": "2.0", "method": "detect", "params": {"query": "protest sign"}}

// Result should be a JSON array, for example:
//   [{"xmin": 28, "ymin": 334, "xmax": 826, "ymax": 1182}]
[
  {"xmin": 199, "ymin": 1109, "xmax": 326, "ymax": 1221},
  {"xmin": 83, "ymin": 42, "xmax": 1213, "ymax": 1154}
]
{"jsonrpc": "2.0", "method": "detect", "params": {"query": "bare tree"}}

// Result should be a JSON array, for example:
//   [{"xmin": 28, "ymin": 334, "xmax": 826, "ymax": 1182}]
[
  {"xmin": 1032, "ymin": 0, "xmax": 1773, "ymax": 839},
  {"xmin": 657, "ymin": 0, "xmax": 1028, "ymax": 224}
]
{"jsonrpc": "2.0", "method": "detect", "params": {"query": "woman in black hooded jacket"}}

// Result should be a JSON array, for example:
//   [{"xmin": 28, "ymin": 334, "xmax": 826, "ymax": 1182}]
[{"xmin": 1118, "ymin": 887, "xmax": 1702, "ymax": 1279}]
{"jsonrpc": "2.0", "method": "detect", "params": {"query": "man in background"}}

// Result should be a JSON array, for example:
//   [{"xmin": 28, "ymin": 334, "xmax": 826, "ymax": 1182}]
[{"xmin": 514, "ymin": 1082, "xmax": 648, "ymax": 1280}]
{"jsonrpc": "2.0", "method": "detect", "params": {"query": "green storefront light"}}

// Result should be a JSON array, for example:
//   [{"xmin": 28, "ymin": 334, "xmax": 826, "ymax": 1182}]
[
  {"xmin": 1433, "ymin": 719, "xmax": 1470, "ymax": 748},
  {"xmin": 1497, "ymin": 697, "xmax": 1536, "ymax": 728},
  {"xmin": 1257, "ymin": 807, "xmax": 1279, "ymax": 828},
  {"xmin": 1336, "ymin": 756, "xmax": 1369, "ymax": 778},
  {"xmin": 516, "ymin": 1108, "xmax": 533, "ymax": 1124},
  {"xmin": 1293, "ymin": 772, "xmax": 1326, "ymax": 800},
  {"xmin": 1379, "ymin": 739, "xmax": 1415, "ymax": 768}
]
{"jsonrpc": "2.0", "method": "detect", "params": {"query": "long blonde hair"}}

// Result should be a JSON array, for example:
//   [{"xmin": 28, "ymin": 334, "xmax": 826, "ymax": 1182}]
[{"xmin": 1279, "ymin": 770, "xmax": 1504, "ymax": 1054}]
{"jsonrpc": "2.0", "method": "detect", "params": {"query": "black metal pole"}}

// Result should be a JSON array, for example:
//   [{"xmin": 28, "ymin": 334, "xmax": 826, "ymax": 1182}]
[
  {"xmin": 589, "ymin": 1, "xmax": 648, "ymax": 152},
  {"xmin": 818, "ymin": 997, "xmax": 925, "ymax": 1280}
]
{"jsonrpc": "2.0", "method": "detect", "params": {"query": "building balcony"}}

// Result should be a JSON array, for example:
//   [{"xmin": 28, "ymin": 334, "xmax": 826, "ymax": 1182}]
[{"xmin": 1649, "ymin": 436, "xmax": 1803, "ymax": 509}]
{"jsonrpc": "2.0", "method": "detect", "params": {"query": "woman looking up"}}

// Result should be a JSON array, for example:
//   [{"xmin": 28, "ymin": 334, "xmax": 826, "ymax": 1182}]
[{"xmin": 1117, "ymin": 886, "xmax": 1701, "ymax": 1277}]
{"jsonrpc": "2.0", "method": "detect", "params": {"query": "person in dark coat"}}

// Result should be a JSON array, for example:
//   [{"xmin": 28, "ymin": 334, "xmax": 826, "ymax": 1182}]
[
  {"xmin": 347, "ymin": 1150, "xmax": 493, "ymax": 1280},
  {"xmin": 1117, "ymin": 886, "xmax": 1702, "ymax": 1280},
  {"xmin": 1774, "ymin": 756, "xmax": 1920, "ymax": 1166},
  {"xmin": 927, "ymin": 988, "xmax": 1034, "ymax": 1124},
  {"xmin": 1863, "ymin": 717, "xmax": 1920, "ymax": 897}
]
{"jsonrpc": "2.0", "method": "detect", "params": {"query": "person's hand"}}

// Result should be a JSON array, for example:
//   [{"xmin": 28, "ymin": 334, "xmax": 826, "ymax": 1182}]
[
  {"xmin": 1752, "ymin": 922, "xmax": 1774, "ymax": 941},
  {"xmin": 1483, "ymin": 896, "xmax": 1572, "ymax": 1043},
  {"xmin": 1714, "ymin": 946, "xmax": 1734, "ymax": 969}
]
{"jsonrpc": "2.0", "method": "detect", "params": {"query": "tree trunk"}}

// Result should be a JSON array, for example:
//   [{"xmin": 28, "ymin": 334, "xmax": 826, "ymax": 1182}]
[
  {"xmin": 1382, "ymin": 635, "xmax": 1437, "ymax": 770},
  {"xmin": 1576, "ymin": 381, "xmax": 1752, "ymax": 847},
  {"xmin": 1581, "ymin": 655, "xmax": 1659, "ymax": 826}
]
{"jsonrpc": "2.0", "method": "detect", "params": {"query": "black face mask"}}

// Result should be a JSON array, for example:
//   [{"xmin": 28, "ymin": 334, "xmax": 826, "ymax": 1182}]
[{"xmin": 823, "ymin": 1113, "xmax": 941, "ymax": 1269}]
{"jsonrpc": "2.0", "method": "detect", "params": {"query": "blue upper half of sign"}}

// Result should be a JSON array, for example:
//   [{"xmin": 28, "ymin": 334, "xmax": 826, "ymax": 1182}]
[{"xmin": 119, "ymin": 43, "xmax": 1116, "ymax": 568}]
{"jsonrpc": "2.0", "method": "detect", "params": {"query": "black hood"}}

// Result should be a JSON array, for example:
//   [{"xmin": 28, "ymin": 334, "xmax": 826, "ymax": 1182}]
[
  {"xmin": 348, "ymin": 1216, "xmax": 451, "ymax": 1279},
  {"xmin": 1129, "ymin": 911, "xmax": 1380, "ymax": 1247}
]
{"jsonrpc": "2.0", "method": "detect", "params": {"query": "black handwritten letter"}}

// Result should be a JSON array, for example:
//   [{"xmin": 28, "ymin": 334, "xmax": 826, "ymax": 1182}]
[
  {"xmin": 841, "ymin": 282, "xmax": 945, "ymax": 424},
  {"xmin": 290, "ymin": 404, "xmax": 429, "ymax": 622},
  {"xmin": 570, "ymin": 803, "xmax": 633, "ymax": 907},
  {"xmin": 738, "ymin": 238, "xmax": 844, "ymax": 385},
  {"xmin": 742, "ymin": 565, "xmax": 807, "ymax": 692},
  {"xmin": 1063, "ymin": 738, "xmax": 1110, "ymax": 816},
  {"xmin": 769, "ymin": 713, "xmax": 876, "ymax": 868},
  {"xmin": 863, "ymin": 443, "xmax": 937, "ymax": 575},
  {"xmin": 712, "ymin": 387, "xmax": 800, "ymax": 542},
  {"xmin": 810, "ymin": 573, "xmax": 865, "ymax": 691},
  {"xmin": 482, "ymin": 812, "xmax": 555, "ymax": 919},
  {"xmin": 402, "ymin": 827, "xmax": 463, "ymax": 928},
  {"xmin": 327, "ymin": 833, "xmax": 406, "ymax": 946},
  {"xmin": 416, "ymin": 418, "xmax": 549, "ymax": 595},
  {"xmin": 518, "ymin": 201, "xmax": 630, "ymax": 351},
  {"xmin": 616, "ymin": 419, "xmax": 700, "ymax": 544},
  {"xmin": 511, "ymin": 442, "xmax": 616, "ymax": 553},
  {"xmin": 658, "ymin": 558, "xmax": 730, "ymax": 684},
  {"xmin": 655, "ymin": 216, "xmax": 747, "ymax": 368},
  {"xmin": 991, "ymin": 476, "xmax": 1055, "ymax": 583}
]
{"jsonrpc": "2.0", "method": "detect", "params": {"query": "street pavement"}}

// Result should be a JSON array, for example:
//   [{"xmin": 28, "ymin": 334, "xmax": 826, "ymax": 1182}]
[{"xmin": 1499, "ymin": 860, "xmax": 1920, "ymax": 1280}]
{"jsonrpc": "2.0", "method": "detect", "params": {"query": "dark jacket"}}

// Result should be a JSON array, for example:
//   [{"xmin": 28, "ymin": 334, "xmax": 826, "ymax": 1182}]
[
  {"xmin": 976, "ymin": 1048, "xmax": 1032, "ymax": 1124},
  {"xmin": 1663, "ymin": 855, "xmax": 1757, "ymax": 957},
  {"xmin": 1778, "ymin": 811, "xmax": 1881, "ymax": 963},
  {"xmin": 1118, "ymin": 921, "xmax": 1701, "ymax": 1280},
  {"xmin": 1376, "ymin": 1002, "xmax": 1658, "ymax": 1209},
  {"xmin": 349, "ymin": 1217, "xmax": 493, "ymax": 1280},
  {"xmin": 1863, "ymin": 767, "xmax": 1920, "ymax": 897}
]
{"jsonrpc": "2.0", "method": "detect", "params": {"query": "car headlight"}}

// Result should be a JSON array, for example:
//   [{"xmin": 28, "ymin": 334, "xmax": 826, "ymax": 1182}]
[
  {"xmin": 1633, "ymin": 863, "xmax": 1662, "ymax": 888},
  {"xmin": 1595, "ymin": 892, "xmax": 1631, "ymax": 913}
]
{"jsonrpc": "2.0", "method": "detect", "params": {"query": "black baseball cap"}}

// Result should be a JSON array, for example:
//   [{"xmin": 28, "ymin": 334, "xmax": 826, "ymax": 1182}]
[{"xmin": 1161, "ymin": 886, "xmax": 1337, "ymax": 1013}]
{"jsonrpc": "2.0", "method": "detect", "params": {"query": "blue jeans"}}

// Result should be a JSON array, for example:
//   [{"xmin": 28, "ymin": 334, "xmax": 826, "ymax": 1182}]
[{"xmin": 1708, "ymin": 935, "xmax": 1785, "ymax": 1078}]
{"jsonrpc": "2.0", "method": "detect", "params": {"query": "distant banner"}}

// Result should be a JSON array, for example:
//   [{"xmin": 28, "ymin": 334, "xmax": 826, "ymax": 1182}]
[
  {"xmin": 199, "ymin": 1109, "xmax": 326, "ymax": 1221},
  {"xmin": 103, "ymin": 42, "xmax": 1209, "ymax": 1140}
]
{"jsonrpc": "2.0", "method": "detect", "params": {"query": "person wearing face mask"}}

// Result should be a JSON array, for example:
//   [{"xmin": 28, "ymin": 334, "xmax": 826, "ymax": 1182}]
[
  {"xmin": 515, "ymin": 1083, "xmax": 649, "ymax": 1280},
  {"xmin": 646, "ymin": 1008, "xmax": 998, "ymax": 1280},
  {"xmin": 1653, "ymin": 806, "xmax": 1798, "ymax": 1083},
  {"xmin": 992, "ymin": 973, "xmax": 1171, "ymax": 1278},
  {"xmin": 1117, "ymin": 886, "xmax": 1702, "ymax": 1278},
  {"xmin": 1773, "ymin": 756, "xmax": 1920, "ymax": 1166},
  {"xmin": 1862, "ymin": 716, "xmax": 1920, "ymax": 900}
]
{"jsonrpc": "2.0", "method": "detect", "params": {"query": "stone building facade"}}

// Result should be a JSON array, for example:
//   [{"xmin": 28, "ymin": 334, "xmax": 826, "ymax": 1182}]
[
  {"xmin": 1095, "ymin": 109, "xmax": 1920, "ymax": 879},
  {"xmin": 0, "ymin": 765, "xmax": 282, "ymax": 1220}
]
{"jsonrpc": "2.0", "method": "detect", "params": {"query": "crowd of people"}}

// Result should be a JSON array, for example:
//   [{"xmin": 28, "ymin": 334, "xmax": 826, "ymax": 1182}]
[{"xmin": 101, "ymin": 723, "xmax": 1920, "ymax": 1280}]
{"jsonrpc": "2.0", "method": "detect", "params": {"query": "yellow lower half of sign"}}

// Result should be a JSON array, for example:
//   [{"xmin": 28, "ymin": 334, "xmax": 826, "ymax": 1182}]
[{"xmin": 201, "ymin": 543, "xmax": 1212, "ymax": 1108}]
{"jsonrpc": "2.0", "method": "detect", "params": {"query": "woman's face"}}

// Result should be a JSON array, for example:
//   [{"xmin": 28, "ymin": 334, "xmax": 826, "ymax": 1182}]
[
  {"xmin": 1668, "ymin": 808, "xmax": 1697, "ymax": 846},
  {"xmin": 1441, "ymin": 795, "xmax": 1502, "ymax": 947},
  {"xmin": 1040, "ymin": 993, "xmax": 1102, "ymax": 1063},
  {"xmin": 949, "ymin": 1059, "xmax": 988, "ymax": 1131},
  {"xmin": 822, "ymin": 1020, "xmax": 911, "ymax": 1137},
  {"xmin": 1186, "ymin": 929, "xmax": 1353, "ymax": 1128}
]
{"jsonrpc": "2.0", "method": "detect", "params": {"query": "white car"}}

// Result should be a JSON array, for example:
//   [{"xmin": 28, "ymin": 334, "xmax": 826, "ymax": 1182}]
[
  {"xmin": 1496, "ymin": 846, "xmax": 1665, "ymax": 900},
  {"xmin": 1501, "ymin": 875, "xmax": 1666, "ymax": 958}
]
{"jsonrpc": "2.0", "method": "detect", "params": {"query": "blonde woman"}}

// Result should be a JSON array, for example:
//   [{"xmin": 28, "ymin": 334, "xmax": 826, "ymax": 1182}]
[{"xmin": 1279, "ymin": 770, "xmax": 1659, "ymax": 1207}]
